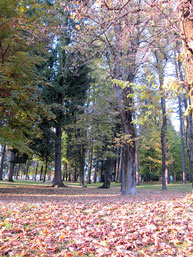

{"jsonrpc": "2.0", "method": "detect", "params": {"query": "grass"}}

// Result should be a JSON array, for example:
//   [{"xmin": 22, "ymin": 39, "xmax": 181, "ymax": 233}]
[{"xmin": 0, "ymin": 180, "xmax": 192, "ymax": 192}]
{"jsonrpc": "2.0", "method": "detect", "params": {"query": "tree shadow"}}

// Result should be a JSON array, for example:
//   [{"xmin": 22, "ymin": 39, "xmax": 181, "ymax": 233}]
[{"xmin": 0, "ymin": 183, "xmax": 187, "ymax": 204}]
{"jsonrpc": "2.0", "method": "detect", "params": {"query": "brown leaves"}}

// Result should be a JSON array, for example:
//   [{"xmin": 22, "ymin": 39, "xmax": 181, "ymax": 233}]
[{"xmin": 0, "ymin": 186, "xmax": 192, "ymax": 256}]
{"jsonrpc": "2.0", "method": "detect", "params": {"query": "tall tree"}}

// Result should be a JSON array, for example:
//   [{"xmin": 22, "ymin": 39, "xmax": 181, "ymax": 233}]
[
  {"xmin": 0, "ymin": 0, "xmax": 61, "ymax": 153},
  {"xmin": 0, "ymin": 145, "xmax": 6, "ymax": 180},
  {"xmin": 69, "ymin": 0, "xmax": 153, "ymax": 195}
]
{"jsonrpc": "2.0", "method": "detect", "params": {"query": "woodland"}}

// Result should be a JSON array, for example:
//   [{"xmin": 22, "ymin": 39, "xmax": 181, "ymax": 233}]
[
  {"xmin": 0, "ymin": 0, "xmax": 193, "ymax": 255},
  {"xmin": 1, "ymin": 0, "xmax": 193, "ymax": 193}
]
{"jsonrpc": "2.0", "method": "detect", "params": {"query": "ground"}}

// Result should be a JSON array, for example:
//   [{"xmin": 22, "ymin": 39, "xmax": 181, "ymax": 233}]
[{"xmin": 0, "ymin": 182, "xmax": 193, "ymax": 256}]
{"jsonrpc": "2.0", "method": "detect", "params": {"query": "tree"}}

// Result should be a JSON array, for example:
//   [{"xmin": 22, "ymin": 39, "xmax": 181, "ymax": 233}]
[
  {"xmin": 69, "ymin": 0, "xmax": 154, "ymax": 195},
  {"xmin": 0, "ymin": 145, "xmax": 6, "ymax": 180},
  {"xmin": 0, "ymin": 0, "xmax": 61, "ymax": 153}
]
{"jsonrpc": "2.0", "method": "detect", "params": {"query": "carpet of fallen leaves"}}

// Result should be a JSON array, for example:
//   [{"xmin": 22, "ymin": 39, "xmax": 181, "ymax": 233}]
[{"xmin": 0, "ymin": 185, "xmax": 193, "ymax": 256}]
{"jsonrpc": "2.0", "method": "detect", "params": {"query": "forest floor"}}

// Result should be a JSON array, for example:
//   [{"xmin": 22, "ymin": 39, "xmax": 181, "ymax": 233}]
[{"xmin": 0, "ymin": 181, "xmax": 193, "ymax": 256}]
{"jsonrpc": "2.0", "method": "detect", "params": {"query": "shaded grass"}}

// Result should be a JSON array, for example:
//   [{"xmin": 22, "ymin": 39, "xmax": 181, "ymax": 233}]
[{"xmin": 0, "ymin": 180, "xmax": 192, "ymax": 192}]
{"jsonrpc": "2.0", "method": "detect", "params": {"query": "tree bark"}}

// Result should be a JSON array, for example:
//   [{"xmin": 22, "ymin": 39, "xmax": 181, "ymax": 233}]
[
  {"xmin": 175, "ymin": 46, "xmax": 187, "ymax": 184},
  {"xmin": 135, "ymin": 142, "xmax": 140, "ymax": 186},
  {"xmin": 40, "ymin": 164, "xmax": 43, "ymax": 181},
  {"xmin": 93, "ymin": 160, "xmax": 98, "ymax": 183},
  {"xmin": 72, "ymin": 167, "xmax": 77, "ymax": 182},
  {"xmin": 53, "ymin": 124, "xmax": 65, "ymax": 187},
  {"xmin": 121, "ymin": 140, "xmax": 136, "ymax": 195},
  {"xmin": 8, "ymin": 151, "xmax": 15, "ymax": 182},
  {"xmin": 25, "ymin": 160, "xmax": 29, "ymax": 180},
  {"xmin": 115, "ymin": 146, "xmax": 120, "ymax": 183},
  {"xmin": 118, "ymin": 147, "xmax": 122, "ymax": 183},
  {"xmin": 34, "ymin": 162, "xmax": 39, "ymax": 181},
  {"xmin": 15, "ymin": 164, "xmax": 20, "ymax": 180},
  {"xmin": 180, "ymin": 0, "xmax": 193, "ymax": 191},
  {"xmin": 98, "ymin": 159, "xmax": 113, "ymax": 189},
  {"xmin": 113, "ymin": 84, "xmax": 136, "ymax": 195},
  {"xmin": 154, "ymin": 50, "xmax": 168, "ymax": 190},
  {"xmin": 87, "ymin": 143, "xmax": 93, "ymax": 184},
  {"xmin": 179, "ymin": 95, "xmax": 186, "ymax": 183},
  {"xmin": 185, "ymin": 99, "xmax": 193, "ymax": 182},
  {"xmin": 160, "ymin": 92, "xmax": 168, "ymax": 190},
  {"xmin": 79, "ymin": 144, "xmax": 86, "ymax": 187},
  {"xmin": 180, "ymin": 1, "xmax": 193, "ymax": 105},
  {"xmin": 43, "ymin": 158, "xmax": 48, "ymax": 182},
  {"xmin": 0, "ymin": 145, "xmax": 6, "ymax": 180}
]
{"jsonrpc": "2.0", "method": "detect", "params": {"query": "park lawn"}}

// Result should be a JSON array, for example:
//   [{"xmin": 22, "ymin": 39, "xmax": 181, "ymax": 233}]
[
  {"xmin": 0, "ymin": 180, "xmax": 192, "ymax": 192},
  {"xmin": 0, "ymin": 181, "xmax": 193, "ymax": 256}
]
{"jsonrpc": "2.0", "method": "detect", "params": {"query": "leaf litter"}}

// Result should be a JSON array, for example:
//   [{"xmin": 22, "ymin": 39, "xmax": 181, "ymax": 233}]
[{"xmin": 0, "ymin": 185, "xmax": 192, "ymax": 256}]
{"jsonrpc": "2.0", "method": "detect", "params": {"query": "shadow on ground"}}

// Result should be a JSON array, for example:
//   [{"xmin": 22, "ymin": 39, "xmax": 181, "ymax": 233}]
[{"xmin": 0, "ymin": 183, "xmax": 187, "ymax": 203}]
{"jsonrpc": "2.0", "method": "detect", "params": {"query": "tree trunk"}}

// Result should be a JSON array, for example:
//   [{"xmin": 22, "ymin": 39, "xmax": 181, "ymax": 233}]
[
  {"xmin": 179, "ymin": 95, "xmax": 186, "ymax": 183},
  {"xmin": 135, "ymin": 142, "xmax": 140, "ymax": 186},
  {"xmin": 180, "ymin": 1, "xmax": 193, "ymax": 106},
  {"xmin": 52, "ymin": 124, "xmax": 65, "ymax": 187},
  {"xmin": 40, "ymin": 165, "xmax": 43, "ymax": 181},
  {"xmin": 117, "ymin": 147, "xmax": 122, "ymax": 183},
  {"xmin": 43, "ymin": 158, "xmax": 48, "ymax": 182},
  {"xmin": 185, "ymin": 102, "xmax": 193, "ymax": 182},
  {"xmin": 8, "ymin": 151, "xmax": 15, "ymax": 182},
  {"xmin": 115, "ymin": 146, "xmax": 119, "ymax": 183},
  {"xmin": 72, "ymin": 167, "xmax": 77, "ymax": 182},
  {"xmin": 25, "ymin": 160, "xmax": 29, "ymax": 180},
  {"xmin": 79, "ymin": 144, "xmax": 86, "ymax": 187},
  {"xmin": 87, "ymin": 144, "xmax": 93, "ymax": 184},
  {"xmin": 113, "ymin": 77, "xmax": 136, "ymax": 195},
  {"xmin": 62, "ymin": 163, "xmax": 67, "ymax": 181},
  {"xmin": 93, "ymin": 160, "xmax": 98, "ymax": 183},
  {"xmin": 160, "ymin": 93, "xmax": 168, "ymax": 190},
  {"xmin": 121, "ymin": 141, "xmax": 136, "ymax": 195},
  {"xmin": 175, "ymin": 46, "xmax": 187, "ymax": 184},
  {"xmin": 0, "ymin": 145, "xmax": 6, "ymax": 180},
  {"xmin": 34, "ymin": 162, "xmax": 39, "ymax": 182},
  {"xmin": 15, "ymin": 164, "xmax": 20, "ymax": 180},
  {"xmin": 98, "ymin": 159, "xmax": 113, "ymax": 189},
  {"xmin": 180, "ymin": 0, "xmax": 193, "ymax": 191}
]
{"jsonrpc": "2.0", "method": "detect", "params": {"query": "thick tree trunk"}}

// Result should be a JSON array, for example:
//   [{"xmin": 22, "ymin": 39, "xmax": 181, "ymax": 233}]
[
  {"xmin": 180, "ymin": 1, "xmax": 193, "ymax": 106},
  {"xmin": 180, "ymin": 0, "xmax": 193, "ymax": 191},
  {"xmin": 98, "ymin": 159, "xmax": 113, "ymax": 189},
  {"xmin": 53, "ymin": 124, "xmax": 65, "ymax": 187},
  {"xmin": 25, "ymin": 160, "xmax": 29, "ymax": 180},
  {"xmin": 120, "ymin": 108, "xmax": 136, "ymax": 195},
  {"xmin": 8, "ymin": 151, "xmax": 15, "ymax": 182},
  {"xmin": 40, "ymin": 165, "xmax": 43, "ymax": 181},
  {"xmin": 121, "ymin": 142, "xmax": 136, "ymax": 195},
  {"xmin": 72, "ymin": 167, "xmax": 77, "ymax": 182},
  {"xmin": 0, "ymin": 145, "xmax": 6, "ymax": 180},
  {"xmin": 186, "ymin": 104, "xmax": 193, "ymax": 182},
  {"xmin": 113, "ymin": 84, "xmax": 136, "ymax": 195}
]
